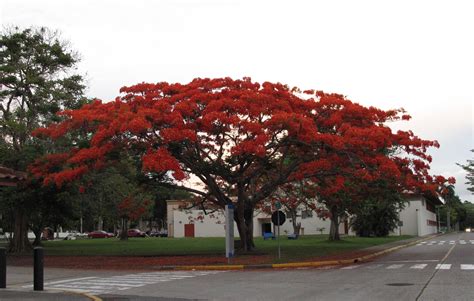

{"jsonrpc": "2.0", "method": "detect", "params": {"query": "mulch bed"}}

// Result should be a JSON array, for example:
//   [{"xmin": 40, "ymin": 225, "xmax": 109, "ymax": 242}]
[{"xmin": 6, "ymin": 249, "xmax": 375, "ymax": 270}]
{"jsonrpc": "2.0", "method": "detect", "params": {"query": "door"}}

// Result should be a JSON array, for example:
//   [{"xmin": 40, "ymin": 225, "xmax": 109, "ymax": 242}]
[
  {"xmin": 261, "ymin": 223, "xmax": 272, "ymax": 235},
  {"xmin": 184, "ymin": 224, "xmax": 195, "ymax": 237}
]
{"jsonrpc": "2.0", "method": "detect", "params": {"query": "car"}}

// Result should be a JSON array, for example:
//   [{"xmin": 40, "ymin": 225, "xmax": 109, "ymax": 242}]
[
  {"xmin": 87, "ymin": 230, "xmax": 114, "ymax": 238},
  {"xmin": 148, "ymin": 230, "xmax": 168, "ymax": 237},
  {"xmin": 127, "ymin": 229, "xmax": 147, "ymax": 237},
  {"xmin": 466, "ymin": 228, "xmax": 472, "ymax": 233}
]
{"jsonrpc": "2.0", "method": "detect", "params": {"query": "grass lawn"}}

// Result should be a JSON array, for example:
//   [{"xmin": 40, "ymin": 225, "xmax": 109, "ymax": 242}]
[{"xmin": 39, "ymin": 235, "xmax": 412, "ymax": 261}]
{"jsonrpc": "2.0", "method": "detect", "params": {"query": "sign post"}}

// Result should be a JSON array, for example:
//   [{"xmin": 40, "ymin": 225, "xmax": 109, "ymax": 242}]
[
  {"xmin": 225, "ymin": 204, "xmax": 235, "ymax": 264},
  {"xmin": 271, "ymin": 204, "xmax": 285, "ymax": 260}
]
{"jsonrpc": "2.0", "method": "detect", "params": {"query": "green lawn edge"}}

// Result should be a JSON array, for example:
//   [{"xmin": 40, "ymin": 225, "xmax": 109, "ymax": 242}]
[{"xmin": 34, "ymin": 235, "xmax": 413, "ymax": 261}]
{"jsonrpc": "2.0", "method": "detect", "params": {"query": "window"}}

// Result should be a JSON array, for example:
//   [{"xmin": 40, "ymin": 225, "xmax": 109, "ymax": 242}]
[{"xmin": 301, "ymin": 210, "xmax": 313, "ymax": 219}]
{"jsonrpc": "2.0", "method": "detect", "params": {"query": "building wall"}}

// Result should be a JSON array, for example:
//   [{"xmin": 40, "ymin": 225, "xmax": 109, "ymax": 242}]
[
  {"xmin": 167, "ymin": 201, "xmax": 353, "ymax": 238},
  {"xmin": 394, "ymin": 197, "xmax": 439, "ymax": 236}
]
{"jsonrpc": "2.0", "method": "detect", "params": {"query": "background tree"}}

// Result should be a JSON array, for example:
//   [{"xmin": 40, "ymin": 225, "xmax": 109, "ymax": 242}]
[
  {"xmin": 269, "ymin": 180, "xmax": 317, "ymax": 236},
  {"xmin": 32, "ymin": 78, "xmax": 453, "ymax": 249},
  {"xmin": 0, "ymin": 26, "xmax": 86, "ymax": 252},
  {"xmin": 351, "ymin": 183, "xmax": 406, "ymax": 237},
  {"xmin": 461, "ymin": 201, "xmax": 474, "ymax": 230},
  {"xmin": 439, "ymin": 185, "xmax": 463, "ymax": 231},
  {"xmin": 458, "ymin": 150, "xmax": 474, "ymax": 194}
]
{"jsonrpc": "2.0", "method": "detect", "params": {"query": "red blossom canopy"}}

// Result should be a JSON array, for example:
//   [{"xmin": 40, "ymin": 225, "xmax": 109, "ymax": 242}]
[{"xmin": 30, "ymin": 77, "xmax": 454, "ymax": 247}]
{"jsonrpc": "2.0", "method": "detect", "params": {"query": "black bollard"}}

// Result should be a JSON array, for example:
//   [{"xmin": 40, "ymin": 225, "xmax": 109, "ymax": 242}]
[
  {"xmin": 33, "ymin": 247, "xmax": 43, "ymax": 291},
  {"xmin": 0, "ymin": 247, "xmax": 6, "ymax": 288}
]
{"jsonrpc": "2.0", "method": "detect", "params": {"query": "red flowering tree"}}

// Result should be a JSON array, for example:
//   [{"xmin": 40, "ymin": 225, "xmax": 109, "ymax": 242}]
[
  {"xmin": 32, "ymin": 77, "xmax": 453, "ymax": 248},
  {"xmin": 117, "ymin": 196, "xmax": 151, "ymax": 240}
]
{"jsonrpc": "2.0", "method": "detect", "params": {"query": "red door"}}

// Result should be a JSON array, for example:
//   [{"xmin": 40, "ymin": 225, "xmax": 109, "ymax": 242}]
[{"xmin": 184, "ymin": 224, "xmax": 195, "ymax": 237}]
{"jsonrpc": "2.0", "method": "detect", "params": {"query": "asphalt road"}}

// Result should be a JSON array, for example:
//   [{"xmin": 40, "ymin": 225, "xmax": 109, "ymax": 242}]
[{"xmin": 2, "ymin": 232, "xmax": 473, "ymax": 301}]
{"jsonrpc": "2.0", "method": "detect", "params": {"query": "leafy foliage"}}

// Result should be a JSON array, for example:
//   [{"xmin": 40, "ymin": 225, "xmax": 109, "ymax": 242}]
[
  {"xmin": 458, "ymin": 150, "xmax": 474, "ymax": 194},
  {"xmin": 0, "ymin": 26, "xmax": 86, "ymax": 252},
  {"xmin": 32, "ymin": 77, "xmax": 454, "ymax": 248},
  {"xmin": 351, "ymin": 190, "xmax": 406, "ymax": 237}
]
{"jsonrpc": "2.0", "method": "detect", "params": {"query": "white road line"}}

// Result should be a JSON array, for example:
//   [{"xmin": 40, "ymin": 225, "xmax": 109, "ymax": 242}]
[
  {"xmin": 460, "ymin": 264, "xmax": 474, "ymax": 270},
  {"xmin": 435, "ymin": 264, "xmax": 451, "ymax": 270},
  {"xmin": 341, "ymin": 265, "xmax": 360, "ymax": 269},
  {"xmin": 21, "ymin": 277, "xmax": 98, "ymax": 288},
  {"xmin": 51, "ymin": 283, "xmax": 113, "ymax": 290},
  {"xmin": 68, "ymin": 281, "xmax": 142, "ymax": 287},
  {"xmin": 410, "ymin": 264, "xmax": 428, "ymax": 269},
  {"xmin": 382, "ymin": 260, "xmax": 438, "ymax": 263},
  {"xmin": 386, "ymin": 264, "xmax": 404, "ymax": 269},
  {"xmin": 21, "ymin": 271, "xmax": 224, "ymax": 294},
  {"xmin": 366, "ymin": 264, "xmax": 384, "ymax": 269}
]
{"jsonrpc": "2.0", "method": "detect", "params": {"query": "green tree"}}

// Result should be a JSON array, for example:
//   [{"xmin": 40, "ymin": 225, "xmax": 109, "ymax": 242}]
[
  {"xmin": 458, "ymin": 150, "xmax": 474, "ymax": 195},
  {"xmin": 0, "ymin": 26, "xmax": 85, "ymax": 252},
  {"xmin": 462, "ymin": 201, "xmax": 474, "ymax": 229},
  {"xmin": 351, "ymin": 185, "xmax": 406, "ymax": 237}
]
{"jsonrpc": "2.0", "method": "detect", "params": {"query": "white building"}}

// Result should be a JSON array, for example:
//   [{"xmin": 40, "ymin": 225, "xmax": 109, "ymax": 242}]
[
  {"xmin": 167, "ymin": 200, "xmax": 352, "ymax": 238},
  {"xmin": 393, "ymin": 194, "xmax": 442, "ymax": 236}
]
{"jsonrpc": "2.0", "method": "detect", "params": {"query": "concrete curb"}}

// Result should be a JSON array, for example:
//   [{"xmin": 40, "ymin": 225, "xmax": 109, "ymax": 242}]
[
  {"xmin": 153, "ymin": 234, "xmax": 442, "ymax": 271},
  {"xmin": 52, "ymin": 290, "xmax": 103, "ymax": 301}
]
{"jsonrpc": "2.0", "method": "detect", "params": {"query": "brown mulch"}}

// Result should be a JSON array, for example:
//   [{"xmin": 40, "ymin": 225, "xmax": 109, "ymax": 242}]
[{"xmin": 6, "ymin": 249, "xmax": 375, "ymax": 271}]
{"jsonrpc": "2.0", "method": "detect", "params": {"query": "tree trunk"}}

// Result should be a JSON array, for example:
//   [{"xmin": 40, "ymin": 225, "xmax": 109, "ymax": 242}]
[
  {"xmin": 32, "ymin": 228, "xmax": 42, "ymax": 247},
  {"xmin": 329, "ymin": 207, "xmax": 340, "ymax": 241},
  {"xmin": 98, "ymin": 216, "xmax": 103, "ymax": 231},
  {"xmin": 289, "ymin": 208, "xmax": 300, "ymax": 235},
  {"xmin": 119, "ymin": 218, "xmax": 128, "ymax": 241},
  {"xmin": 8, "ymin": 208, "xmax": 32, "ymax": 253},
  {"xmin": 234, "ymin": 204, "xmax": 255, "ymax": 251}
]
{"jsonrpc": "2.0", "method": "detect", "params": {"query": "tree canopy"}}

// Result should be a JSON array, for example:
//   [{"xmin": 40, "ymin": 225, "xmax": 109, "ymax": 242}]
[
  {"xmin": 0, "ymin": 26, "xmax": 86, "ymax": 252},
  {"xmin": 32, "ymin": 77, "xmax": 454, "ymax": 248}
]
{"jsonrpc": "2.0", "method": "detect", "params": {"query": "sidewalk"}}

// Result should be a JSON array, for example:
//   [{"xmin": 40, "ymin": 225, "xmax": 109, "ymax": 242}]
[{"xmin": 0, "ymin": 290, "xmax": 94, "ymax": 301}]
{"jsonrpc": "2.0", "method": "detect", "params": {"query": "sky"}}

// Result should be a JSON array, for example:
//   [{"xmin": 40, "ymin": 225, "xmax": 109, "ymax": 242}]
[{"xmin": 2, "ymin": 0, "xmax": 473, "ymax": 201}]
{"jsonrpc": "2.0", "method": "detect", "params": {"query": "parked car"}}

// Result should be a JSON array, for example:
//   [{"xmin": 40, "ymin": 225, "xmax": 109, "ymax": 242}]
[
  {"xmin": 147, "ymin": 230, "xmax": 168, "ymax": 237},
  {"xmin": 87, "ymin": 230, "xmax": 114, "ymax": 238},
  {"xmin": 127, "ymin": 229, "xmax": 147, "ymax": 237}
]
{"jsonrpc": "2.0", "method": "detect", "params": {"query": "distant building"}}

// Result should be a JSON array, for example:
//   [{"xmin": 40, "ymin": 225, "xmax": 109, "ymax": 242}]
[
  {"xmin": 394, "ymin": 194, "xmax": 442, "ymax": 236},
  {"xmin": 166, "ymin": 200, "xmax": 352, "ymax": 238}
]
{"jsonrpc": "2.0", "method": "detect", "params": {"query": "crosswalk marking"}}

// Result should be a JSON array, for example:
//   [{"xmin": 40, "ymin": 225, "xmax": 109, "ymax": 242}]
[
  {"xmin": 339, "ymin": 264, "xmax": 474, "ymax": 271},
  {"xmin": 415, "ymin": 240, "xmax": 474, "ymax": 246},
  {"xmin": 366, "ymin": 264, "xmax": 384, "ymax": 269},
  {"xmin": 436, "ymin": 264, "xmax": 452, "ymax": 270},
  {"xmin": 410, "ymin": 264, "xmax": 427, "ymax": 269},
  {"xmin": 21, "ymin": 271, "xmax": 224, "ymax": 295},
  {"xmin": 461, "ymin": 264, "xmax": 474, "ymax": 270},
  {"xmin": 341, "ymin": 265, "xmax": 360, "ymax": 269},
  {"xmin": 386, "ymin": 264, "xmax": 404, "ymax": 269}
]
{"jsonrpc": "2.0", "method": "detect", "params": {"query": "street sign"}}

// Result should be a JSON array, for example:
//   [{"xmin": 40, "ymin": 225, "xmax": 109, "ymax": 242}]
[
  {"xmin": 271, "ymin": 210, "xmax": 286, "ymax": 226},
  {"xmin": 275, "ymin": 201, "xmax": 282, "ymax": 210}
]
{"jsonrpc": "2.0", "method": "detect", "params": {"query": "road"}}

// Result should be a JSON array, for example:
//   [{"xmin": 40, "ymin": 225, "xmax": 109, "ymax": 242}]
[{"xmin": 2, "ymin": 232, "xmax": 473, "ymax": 301}]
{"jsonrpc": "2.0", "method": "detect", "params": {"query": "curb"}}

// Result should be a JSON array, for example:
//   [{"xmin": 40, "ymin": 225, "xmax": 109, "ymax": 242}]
[
  {"xmin": 153, "ymin": 234, "xmax": 442, "ymax": 271},
  {"xmin": 55, "ymin": 290, "xmax": 103, "ymax": 301}
]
